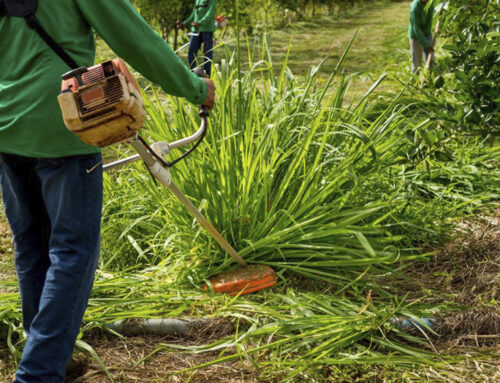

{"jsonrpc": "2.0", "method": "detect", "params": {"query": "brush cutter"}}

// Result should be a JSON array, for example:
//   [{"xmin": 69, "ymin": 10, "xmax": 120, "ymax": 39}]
[{"xmin": 58, "ymin": 62, "xmax": 276, "ymax": 296}]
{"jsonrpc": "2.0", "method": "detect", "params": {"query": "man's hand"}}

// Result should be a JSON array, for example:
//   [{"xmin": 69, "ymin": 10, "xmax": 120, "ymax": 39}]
[
  {"xmin": 176, "ymin": 20, "xmax": 185, "ymax": 29},
  {"xmin": 202, "ymin": 78, "xmax": 215, "ymax": 111},
  {"xmin": 193, "ymin": 22, "xmax": 200, "ymax": 30},
  {"xmin": 427, "ymin": 46, "xmax": 434, "ymax": 55}
]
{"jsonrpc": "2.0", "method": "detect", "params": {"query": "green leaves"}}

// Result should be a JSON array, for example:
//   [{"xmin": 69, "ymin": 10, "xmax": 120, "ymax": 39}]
[{"xmin": 431, "ymin": 0, "xmax": 500, "ymax": 135}]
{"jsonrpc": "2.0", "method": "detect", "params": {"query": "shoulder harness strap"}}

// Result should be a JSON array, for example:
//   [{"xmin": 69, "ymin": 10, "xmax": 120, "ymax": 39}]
[
  {"xmin": 1, "ymin": 0, "xmax": 78, "ymax": 69},
  {"xmin": 1, "ymin": 0, "xmax": 37, "ymax": 17}
]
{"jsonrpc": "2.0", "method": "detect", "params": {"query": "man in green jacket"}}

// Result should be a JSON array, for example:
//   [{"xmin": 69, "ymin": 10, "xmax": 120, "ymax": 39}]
[
  {"xmin": 409, "ymin": 0, "xmax": 435, "ymax": 73},
  {"xmin": 0, "ymin": 1, "xmax": 214, "ymax": 382},
  {"xmin": 178, "ymin": 0, "xmax": 217, "ymax": 76}
]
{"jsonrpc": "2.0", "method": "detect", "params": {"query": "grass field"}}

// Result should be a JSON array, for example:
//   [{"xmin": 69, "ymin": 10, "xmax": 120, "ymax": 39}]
[{"xmin": 1, "ymin": 1, "xmax": 499, "ymax": 382}]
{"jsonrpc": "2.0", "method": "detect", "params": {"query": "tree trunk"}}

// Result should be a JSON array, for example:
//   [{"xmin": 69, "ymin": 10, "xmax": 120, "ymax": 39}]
[{"xmin": 174, "ymin": 26, "xmax": 179, "ymax": 51}]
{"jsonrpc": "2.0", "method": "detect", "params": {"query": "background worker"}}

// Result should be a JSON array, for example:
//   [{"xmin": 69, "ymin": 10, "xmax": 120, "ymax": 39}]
[
  {"xmin": 408, "ymin": 0, "xmax": 435, "ymax": 73},
  {"xmin": 177, "ymin": 0, "xmax": 218, "ymax": 76},
  {"xmin": 0, "ymin": 0, "xmax": 214, "ymax": 382}
]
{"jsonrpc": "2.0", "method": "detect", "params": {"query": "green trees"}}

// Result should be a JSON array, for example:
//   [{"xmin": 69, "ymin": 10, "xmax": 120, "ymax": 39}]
[
  {"xmin": 132, "ymin": 1, "xmax": 378, "ymax": 38},
  {"xmin": 132, "ymin": 0, "xmax": 192, "ymax": 49}
]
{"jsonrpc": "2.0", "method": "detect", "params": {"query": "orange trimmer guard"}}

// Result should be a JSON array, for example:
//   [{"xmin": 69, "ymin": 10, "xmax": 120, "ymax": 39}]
[{"xmin": 204, "ymin": 264, "xmax": 277, "ymax": 296}]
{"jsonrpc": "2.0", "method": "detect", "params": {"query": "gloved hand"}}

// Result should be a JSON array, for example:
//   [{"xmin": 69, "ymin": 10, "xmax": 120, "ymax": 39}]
[{"xmin": 201, "ymin": 78, "xmax": 215, "ymax": 111}]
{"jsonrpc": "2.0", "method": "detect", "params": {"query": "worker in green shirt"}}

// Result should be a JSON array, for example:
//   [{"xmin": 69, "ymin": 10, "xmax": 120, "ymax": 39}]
[
  {"xmin": 0, "ymin": 0, "xmax": 214, "ymax": 382},
  {"xmin": 177, "ymin": 0, "xmax": 218, "ymax": 76},
  {"xmin": 409, "ymin": 0, "xmax": 435, "ymax": 73}
]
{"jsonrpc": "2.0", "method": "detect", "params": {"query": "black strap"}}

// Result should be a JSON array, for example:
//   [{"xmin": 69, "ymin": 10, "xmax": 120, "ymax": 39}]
[
  {"xmin": 23, "ymin": 12, "xmax": 79, "ymax": 69},
  {"xmin": 1, "ymin": 0, "xmax": 78, "ymax": 69},
  {"xmin": 1, "ymin": 0, "xmax": 37, "ymax": 17}
]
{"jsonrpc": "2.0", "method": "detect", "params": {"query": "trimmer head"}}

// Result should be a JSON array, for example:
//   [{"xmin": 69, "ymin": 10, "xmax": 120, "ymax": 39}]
[{"xmin": 204, "ymin": 264, "xmax": 277, "ymax": 296}]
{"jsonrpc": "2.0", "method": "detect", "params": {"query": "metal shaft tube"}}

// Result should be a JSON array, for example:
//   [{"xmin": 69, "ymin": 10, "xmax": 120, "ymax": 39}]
[
  {"xmin": 127, "ymin": 138, "xmax": 247, "ymax": 267},
  {"xmin": 166, "ymin": 181, "xmax": 247, "ymax": 267},
  {"xmin": 103, "ymin": 153, "xmax": 140, "ymax": 172}
]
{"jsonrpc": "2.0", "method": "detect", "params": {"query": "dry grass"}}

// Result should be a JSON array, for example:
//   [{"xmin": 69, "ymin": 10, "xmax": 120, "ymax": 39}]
[
  {"xmin": 386, "ymin": 208, "xmax": 499, "ymax": 307},
  {"xmin": 434, "ymin": 309, "xmax": 500, "ymax": 347},
  {"xmin": 385, "ymin": 207, "xmax": 500, "ymax": 382},
  {"xmin": 73, "ymin": 317, "xmax": 271, "ymax": 382},
  {"xmin": 73, "ymin": 334, "xmax": 269, "ymax": 383},
  {"xmin": 0, "ymin": 212, "xmax": 14, "ymax": 281}
]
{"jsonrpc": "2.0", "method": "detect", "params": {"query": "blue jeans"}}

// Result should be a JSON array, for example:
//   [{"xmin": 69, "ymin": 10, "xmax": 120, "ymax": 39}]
[
  {"xmin": 0, "ymin": 152, "xmax": 102, "ymax": 383},
  {"xmin": 188, "ymin": 32, "xmax": 214, "ymax": 76}
]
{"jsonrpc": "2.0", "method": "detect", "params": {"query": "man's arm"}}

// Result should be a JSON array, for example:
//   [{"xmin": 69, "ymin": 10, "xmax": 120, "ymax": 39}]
[
  {"xmin": 410, "ymin": 6, "xmax": 431, "ymax": 50},
  {"xmin": 75, "ymin": 0, "xmax": 207, "ymax": 105}
]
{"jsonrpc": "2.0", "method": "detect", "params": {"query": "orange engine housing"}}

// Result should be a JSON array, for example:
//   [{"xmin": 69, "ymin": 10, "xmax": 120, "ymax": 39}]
[{"xmin": 57, "ymin": 59, "xmax": 146, "ymax": 148}]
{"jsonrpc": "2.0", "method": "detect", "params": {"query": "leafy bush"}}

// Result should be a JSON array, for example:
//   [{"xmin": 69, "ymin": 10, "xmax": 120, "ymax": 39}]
[{"xmin": 430, "ymin": 0, "xmax": 500, "ymax": 135}]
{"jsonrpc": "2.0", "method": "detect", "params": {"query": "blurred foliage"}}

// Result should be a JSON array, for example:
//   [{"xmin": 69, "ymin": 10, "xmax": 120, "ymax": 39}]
[
  {"xmin": 428, "ymin": 0, "xmax": 499, "ymax": 136},
  {"xmin": 132, "ymin": 0, "xmax": 381, "ymax": 39}
]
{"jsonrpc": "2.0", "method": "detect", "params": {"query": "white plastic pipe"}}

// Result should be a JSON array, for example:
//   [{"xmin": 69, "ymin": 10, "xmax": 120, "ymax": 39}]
[{"xmin": 105, "ymin": 318, "xmax": 210, "ymax": 336}]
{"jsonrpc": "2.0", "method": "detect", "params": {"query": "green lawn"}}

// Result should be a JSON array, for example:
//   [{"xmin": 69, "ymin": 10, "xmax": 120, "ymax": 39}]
[
  {"xmin": 207, "ymin": 0, "xmax": 411, "ymax": 98},
  {"xmin": 96, "ymin": 1, "xmax": 411, "ymax": 99},
  {"xmin": 258, "ymin": 0, "xmax": 410, "ymax": 93}
]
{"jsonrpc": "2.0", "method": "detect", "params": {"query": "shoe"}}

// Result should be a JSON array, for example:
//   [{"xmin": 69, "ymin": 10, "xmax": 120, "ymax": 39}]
[{"xmin": 65, "ymin": 357, "xmax": 88, "ymax": 382}]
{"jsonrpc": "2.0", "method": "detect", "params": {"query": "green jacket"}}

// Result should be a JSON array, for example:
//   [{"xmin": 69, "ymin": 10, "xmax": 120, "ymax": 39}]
[
  {"xmin": 408, "ymin": 0, "xmax": 434, "ymax": 50},
  {"xmin": 184, "ymin": 0, "xmax": 217, "ymax": 33},
  {"xmin": 0, "ymin": 0, "xmax": 207, "ymax": 158}
]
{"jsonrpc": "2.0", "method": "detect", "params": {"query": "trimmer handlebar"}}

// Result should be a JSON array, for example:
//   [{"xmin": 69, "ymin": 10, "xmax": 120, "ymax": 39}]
[
  {"xmin": 169, "ymin": 114, "xmax": 207, "ymax": 150},
  {"xmin": 103, "ymin": 111, "xmax": 207, "ymax": 172}
]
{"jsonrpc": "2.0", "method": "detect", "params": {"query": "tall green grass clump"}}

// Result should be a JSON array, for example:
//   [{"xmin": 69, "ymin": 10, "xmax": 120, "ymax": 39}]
[{"xmin": 101, "ymin": 39, "xmax": 431, "ymax": 286}]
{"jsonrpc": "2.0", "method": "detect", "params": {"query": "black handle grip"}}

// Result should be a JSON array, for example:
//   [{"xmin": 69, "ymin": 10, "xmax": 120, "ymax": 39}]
[
  {"xmin": 62, "ymin": 66, "xmax": 88, "ymax": 86},
  {"xmin": 199, "ymin": 105, "xmax": 209, "ymax": 118}
]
